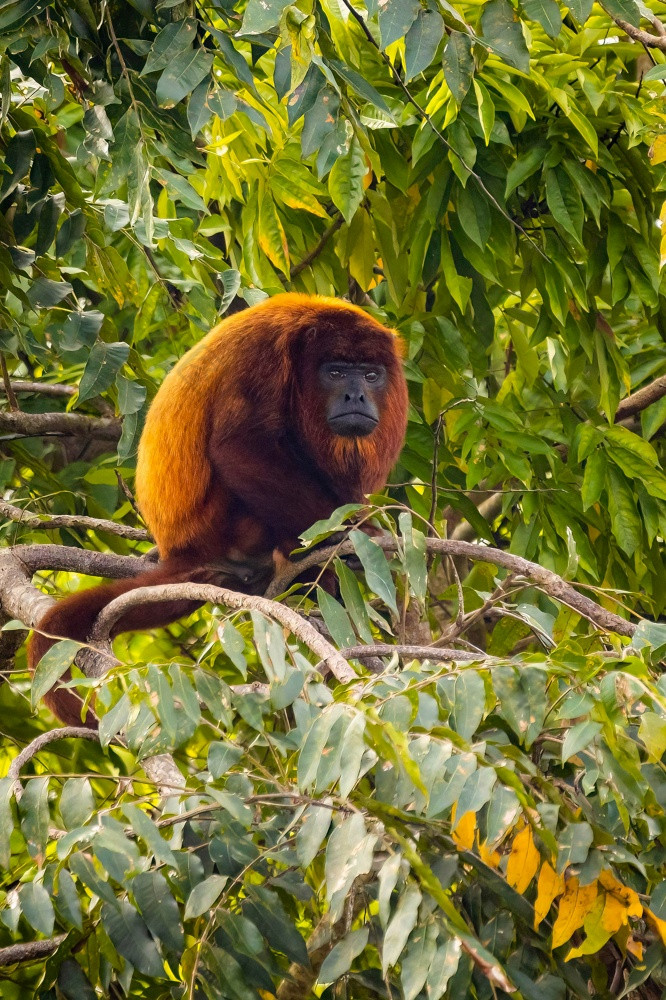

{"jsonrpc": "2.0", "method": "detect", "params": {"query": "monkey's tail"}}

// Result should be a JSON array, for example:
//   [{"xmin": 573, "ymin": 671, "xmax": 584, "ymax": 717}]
[{"xmin": 28, "ymin": 557, "xmax": 206, "ymax": 728}]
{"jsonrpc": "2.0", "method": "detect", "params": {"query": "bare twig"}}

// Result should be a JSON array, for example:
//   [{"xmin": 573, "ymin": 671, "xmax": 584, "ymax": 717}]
[
  {"xmin": 0, "ymin": 934, "xmax": 68, "ymax": 967},
  {"xmin": 2, "ymin": 501, "xmax": 149, "ymax": 541},
  {"xmin": 291, "ymin": 214, "xmax": 344, "ymax": 278},
  {"xmin": 0, "ymin": 410, "xmax": 120, "ymax": 441},
  {"xmin": 0, "ymin": 356, "xmax": 19, "ymax": 410}
]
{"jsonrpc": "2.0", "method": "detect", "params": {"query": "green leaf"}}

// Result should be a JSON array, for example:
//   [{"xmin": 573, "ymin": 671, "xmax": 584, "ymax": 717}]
[
  {"xmin": 328, "ymin": 138, "xmax": 366, "ymax": 224},
  {"xmin": 60, "ymin": 310, "xmax": 104, "ymax": 351},
  {"xmin": 20, "ymin": 881, "xmax": 55, "ymax": 936},
  {"xmin": 60, "ymin": 777, "xmax": 94, "ymax": 830},
  {"xmin": 564, "ymin": 0, "xmax": 593, "ymax": 22},
  {"xmin": 317, "ymin": 587, "xmax": 357, "ymax": 647},
  {"xmin": 505, "ymin": 142, "xmax": 548, "ymax": 197},
  {"xmin": 27, "ymin": 277, "xmax": 73, "ymax": 308},
  {"xmin": 57, "ymin": 959, "xmax": 97, "ymax": 1000},
  {"xmin": 185, "ymin": 874, "xmax": 228, "ymax": 919},
  {"xmin": 349, "ymin": 529, "xmax": 398, "ymax": 614},
  {"xmin": 522, "ymin": 0, "xmax": 562, "ymax": 35},
  {"xmin": 443, "ymin": 31, "xmax": 474, "ymax": 103},
  {"xmin": 562, "ymin": 720, "xmax": 602, "ymax": 761},
  {"xmin": 450, "ymin": 670, "xmax": 486, "ymax": 740},
  {"xmin": 123, "ymin": 804, "xmax": 177, "ymax": 867},
  {"xmin": 78, "ymin": 342, "xmax": 130, "ymax": 404},
  {"xmin": 319, "ymin": 927, "xmax": 369, "ymax": 983},
  {"xmin": 480, "ymin": 0, "xmax": 530, "ymax": 73},
  {"xmin": 132, "ymin": 871, "xmax": 184, "ymax": 952},
  {"xmin": 31, "ymin": 638, "xmax": 79, "ymax": 708},
  {"xmin": 639, "ymin": 712, "xmax": 666, "ymax": 761},
  {"xmin": 296, "ymin": 802, "xmax": 332, "ymax": 867},
  {"xmin": 545, "ymin": 167, "xmax": 584, "ymax": 245},
  {"xmin": 241, "ymin": 0, "xmax": 292, "ymax": 33},
  {"xmin": 556, "ymin": 822, "xmax": 593, "ymax": 871},
  {"xmin": 55, "ymin": 871, "xmax": 83, "ymax": 931},
  {"xmin": 642, "ymin": 61, "xmax": 666, "ymax": 82},
  {"xmin": 606, "ymin": 464, "xmax": 642, "ymax": 556},
  {"xmin": 0, "ymin": 778, "xmax": 14, "ymax": 869},
  {"xmin": 382, "ymin": 884, "xmax": 422, "ymax": 973},
  {"xmin": 399, "ymin": 512, "xmax": 428, "ymax": 602},
  {"xmin": 581, "ymin": 449, "xmax": 606, "ymax": 510},
  {"xmin": 141, "ymin": 19, "xmax": 197, "ymax": 75},
  {"xmin": 19, "ymin": 776, "xmax": 49, "ymax": 863},
  {"xmin": 600, "ymin": 0, "xmax": 640, "ymax": 27},
  {"xmin": 472, "ymin": 78, "xmax": 495, "ymax": 145},
  {"xmin": 378, "ymin": 0, "xmax": 421, "ymax": 47},
  {"xmin": 258, "ymin": 194, "xmax": 289, "ymax": 274},
  {"xmin": 156, "ymin": 49, "xmax": 214, "ymax": 108},
  {"xmin": 101, "ymin": 899, "xmax": 165, "ymax": 977},
  {"xmin": 0, "ymin": 129, "xmax": 36, "ymax": 198},
  {"xmin": 404, "ymin": 9, "xmax": 445, "ymax": 81}
]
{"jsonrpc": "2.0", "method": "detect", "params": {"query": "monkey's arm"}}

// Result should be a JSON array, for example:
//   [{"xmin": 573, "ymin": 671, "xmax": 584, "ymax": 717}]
[{"xmin": 212, "ymin": 436, "xmax": 340, "ymax": 544}]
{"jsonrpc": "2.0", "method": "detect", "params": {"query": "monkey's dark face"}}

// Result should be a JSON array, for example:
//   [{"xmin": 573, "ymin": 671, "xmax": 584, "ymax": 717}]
[{"xmin": 318, "ymin": 361, "xmax": 387, "ymax": 438}]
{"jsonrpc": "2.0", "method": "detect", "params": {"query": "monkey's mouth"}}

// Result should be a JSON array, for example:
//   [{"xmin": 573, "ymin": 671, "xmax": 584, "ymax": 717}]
[{"xmin": 328, "ymin": 413, "xmax": 379, "ymax": 438}]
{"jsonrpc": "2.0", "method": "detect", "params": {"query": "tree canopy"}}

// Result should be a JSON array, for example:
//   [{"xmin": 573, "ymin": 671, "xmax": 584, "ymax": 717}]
[{"xmin": 1, "ymin": 0, "xmax": 666, "ymax": 996}]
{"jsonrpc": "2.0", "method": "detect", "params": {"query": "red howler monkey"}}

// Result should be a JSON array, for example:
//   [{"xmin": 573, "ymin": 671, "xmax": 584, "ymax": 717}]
[{"xmin": 28, "ymin": 293, "xmax": 409, "ymax": 725}]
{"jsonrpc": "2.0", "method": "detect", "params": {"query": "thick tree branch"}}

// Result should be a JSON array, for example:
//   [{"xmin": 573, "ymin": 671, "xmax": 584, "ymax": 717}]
[
  {"xmin": 13, "ymin": 544, "xmax": 156, "ymax": 578},
  {"xmin": 2, "ymin": 501, "xmax": 149, "ymax": 541},
  {"xmin": 0, "ymin": 409, "xmax": 120, "ymax": 441},
  {"xmin": 271, "ymin": 538, "xmax": 637, "ymax": 637},
  {"xmin": 339, "ymin": 643, "xmax": 484, "ymax": 662},
  {"xmin": 605, "ymin": 11, "xmax": 666, "ymax": 49},
  {"xmin": 1, "ymin": 380, "xmax": 76, "ymax": 399},
  {"xmin": 88, "ymin": 583, "xmax": 356, "ymax": 684},
  {"xmin": 7, "ymin": 727, "xmax": 100, "ymax": 796},
  {"xmin": 0, "ymin": 934, "xmax": 68, "ymax": 967},
  {"xmin": 615, "ymin": 374, "xmax": 666, "ymax": 420}
]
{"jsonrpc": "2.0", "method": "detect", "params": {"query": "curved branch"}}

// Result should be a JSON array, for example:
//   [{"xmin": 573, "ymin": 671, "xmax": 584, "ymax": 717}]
[
  {"xmin": 7, "ymin": 727, "xmax": 100, "ymax": 796},
  {"xmin": 0, "ymin": 410, "xmax": 120, "ymax": 440},
  {"xmin": 88, "ymin": 583, "xmax": 356, "ymax": 684},
  {"xmin": 272, "ymin": 538, "xmax": 636, "ymax": 637},
  {"xmin": 2, "ymin": 501, "xmax": 149, "ymax": 541}
]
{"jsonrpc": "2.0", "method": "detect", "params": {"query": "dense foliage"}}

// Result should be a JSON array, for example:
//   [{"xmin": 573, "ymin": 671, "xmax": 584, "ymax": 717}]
[{"xmin": 1, "ymin": 0, "xmax": 666, "ymax": 996}]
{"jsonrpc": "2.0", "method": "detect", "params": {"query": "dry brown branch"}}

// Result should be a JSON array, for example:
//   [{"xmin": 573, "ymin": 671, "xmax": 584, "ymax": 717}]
[
  {"xmin": 88, "ymin": 583, "xmax": 356, "ymax": 684},
  {"xmin": 2, "ymin": 501, "xmax": 149, "ymax": 541},
  {"xmin": 0, "ymin": 409, "xmax": 120, "ymax": 440},
  {"xmin": 0, "ymin": 934, "xmax": 68, "ymax": 967},
  {"xmin": 13, "ymin": 544, "xmax": 156, "ymax": 578},
  {"xmin": 272, "ymin": 538, "xmax": 636, "ymax": 637},
  {"xmin": 615, "ymin": 374, "xmax": 666, "ymax": 420}
]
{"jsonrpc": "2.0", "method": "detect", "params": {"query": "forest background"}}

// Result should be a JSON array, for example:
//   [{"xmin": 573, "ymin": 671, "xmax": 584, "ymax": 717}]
[{"xmin": 0, "ymin": 0, "xmax": 666, "ymax": 996}]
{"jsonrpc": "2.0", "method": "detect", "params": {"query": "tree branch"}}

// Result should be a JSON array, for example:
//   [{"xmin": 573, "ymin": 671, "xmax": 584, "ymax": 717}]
[
  {"xmin": 339, "ymin": 643, "xmax": 484, "ymax": 662},
  {"xmin": 7, "ymin": 727, "xmax": 100, "ymax": 796},
  {"xmin": 290, "ymin": 214, "xmax": 344, "ymax": 278},
  {"xmin": 1, "ymin": 380, "xmax": 76, "ymax": 399},
  {"xmin": 13, "ymin": 544, "xmax": 156, "ymax": 578},
  {"xmin": 604, "ymin": 10, "xmax": 666, "ymax": 49},
  {"xmin": 0, "ymin": 934, "xmax": 68, "ymax": 967},
  {"xmin": 270, "ymin": 537, "xmax": 637, "ymax": 637},
  {"xmin": 0, "ymin": 410, "xmax": 120, "ymax": 441},
  {"xmin": 88, "ymin": 583, "xmax": 356, "ymax": 684},
  {"xmin": 2, "ymin": 501, "xmax": 149, "ymax": 541},
  {"xmin": 615, "ymin": 374, "xmax": 666, "ymax": 420}
]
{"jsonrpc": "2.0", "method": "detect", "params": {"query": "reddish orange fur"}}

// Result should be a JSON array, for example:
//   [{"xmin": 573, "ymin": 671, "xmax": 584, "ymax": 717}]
[{"xmin": 28, "ymin": 293, "xmax": 408, "ymax": 726}]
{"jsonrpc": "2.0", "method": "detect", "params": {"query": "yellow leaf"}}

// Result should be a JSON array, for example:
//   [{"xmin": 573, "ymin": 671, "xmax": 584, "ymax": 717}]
[
  {"xmin": 649, "ymin": 134, "xmax": 666, "ymax": 164},
  {"xmin": 506, "ymin": 825, "xmax": 540, "ymax": 894},
  {"xmin": 478, "ymin": 840, "xmax": 501, "ymax": 868},
  {"xmin": 451, "ymin": 808, "xmax": 476, "ymax": 850},
  {"xmin": 599, "ymin": 870, "xmax": 642, "ymax": 920},
  {"xmin": 565, "ymin": 893, "xmax": 610, "ymax": 960},
  {"xmin": 625, "ymin": 935, "xmax": 644, "ymax": 960},
  {"xmin": 534, "ymin": 861, "xmax": 565, "ymax": 928},
  {"xmin": 551, "ymin": 877, "xmax": 597, "ymax": 949},
  {"xmin": 645, "ymin": 908, "xmax": 666, "ymax": 946}
]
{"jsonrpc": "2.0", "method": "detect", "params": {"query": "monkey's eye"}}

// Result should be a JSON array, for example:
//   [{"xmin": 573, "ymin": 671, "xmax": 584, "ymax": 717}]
[
  {"xmin": 364, "ymin": 371, "xmax": 379, "ymax": 383},
  {"xmin": 329, "ymin": 369, "xmax": 343, "ymax": 379}
]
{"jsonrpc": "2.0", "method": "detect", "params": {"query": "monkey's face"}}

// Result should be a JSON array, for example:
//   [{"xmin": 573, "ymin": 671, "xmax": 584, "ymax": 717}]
[{"xmin": 318, "ymin": 361, "xmax": 387, "ymax": 438}]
